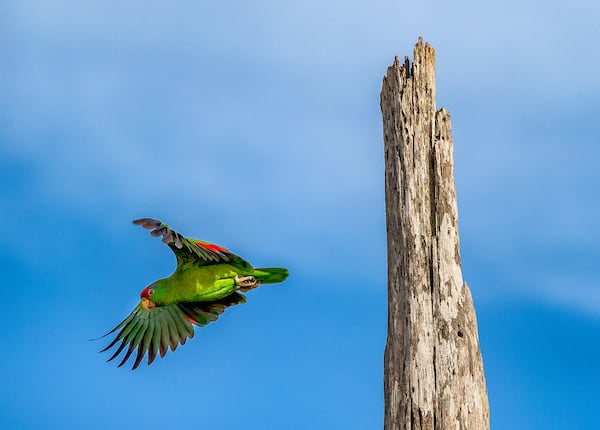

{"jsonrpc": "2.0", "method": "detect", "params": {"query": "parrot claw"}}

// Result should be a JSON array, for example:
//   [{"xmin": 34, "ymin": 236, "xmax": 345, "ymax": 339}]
[{"xmin": 235, "ymin": 276, "xmax": 258, "ymax": 292}]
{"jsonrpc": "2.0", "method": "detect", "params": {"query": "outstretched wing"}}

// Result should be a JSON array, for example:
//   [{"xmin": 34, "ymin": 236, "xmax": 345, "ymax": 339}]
[
  {"xmin": 99, "ymin": 292, "xmax": 246, "ymax": 370},
  {"xmin": 133, "ymin": 218, "xmax": 252, "ymax": 269}
]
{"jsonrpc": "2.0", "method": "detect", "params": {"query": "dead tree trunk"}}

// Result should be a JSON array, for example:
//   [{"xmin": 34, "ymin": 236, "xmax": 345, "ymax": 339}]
[{"xmin": 381, "ymin": 38, "xmax": 489, "ymax": 430}]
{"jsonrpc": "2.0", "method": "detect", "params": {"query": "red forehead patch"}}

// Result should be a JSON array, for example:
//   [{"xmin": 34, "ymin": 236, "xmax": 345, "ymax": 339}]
[{"xmin": 140, "ymin": 286, "xmax": 151, "ymax": 298}]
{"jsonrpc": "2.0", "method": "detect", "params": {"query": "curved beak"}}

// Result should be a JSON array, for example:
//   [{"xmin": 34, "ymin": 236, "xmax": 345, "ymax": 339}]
[{"xmin": 141, "ymin": 297, "xmax": 156, "ymax": 310}]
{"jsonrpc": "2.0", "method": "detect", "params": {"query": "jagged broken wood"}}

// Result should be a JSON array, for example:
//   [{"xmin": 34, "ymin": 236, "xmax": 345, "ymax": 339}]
[{"xmin": 381, "ymin": 39, "xmax": 490, "ymax": 430}]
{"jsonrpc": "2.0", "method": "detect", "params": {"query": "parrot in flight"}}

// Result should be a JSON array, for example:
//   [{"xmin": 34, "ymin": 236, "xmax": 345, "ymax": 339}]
[{"xmin": 98, "ymin": 218, "xmax": 289, "ymax": 370}]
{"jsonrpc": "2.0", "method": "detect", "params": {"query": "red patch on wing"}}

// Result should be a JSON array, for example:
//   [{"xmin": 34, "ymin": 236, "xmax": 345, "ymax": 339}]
[
  {"xmin": 186, "ymin": 315, "xmax": 197, "ymax": 325},
  {"xmin": 196, "ymin": 241, "xmax": 228, "ymax": 253}
]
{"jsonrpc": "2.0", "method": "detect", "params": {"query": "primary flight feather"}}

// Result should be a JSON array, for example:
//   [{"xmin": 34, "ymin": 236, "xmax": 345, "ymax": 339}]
[{"xmin": 98, "ymin": 218, "xmax": 289, "ymax": 370}]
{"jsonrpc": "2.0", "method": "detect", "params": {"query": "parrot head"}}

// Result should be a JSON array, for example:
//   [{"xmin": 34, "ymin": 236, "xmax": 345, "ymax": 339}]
[
  {"xmin": 140, "ymin": 280, "xmax": 170, "ymax": 309},
  {"xmin": 140, "ymin": 284, "xmax": 158, "ymax": 310}
]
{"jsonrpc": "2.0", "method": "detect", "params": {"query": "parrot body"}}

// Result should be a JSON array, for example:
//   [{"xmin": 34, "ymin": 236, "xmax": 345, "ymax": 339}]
[
  {"xmin": 98, "ymin": 218, "xmax": 288, "ymax": 370},
  {"xmin": 149, "ymin": 259, "xmax": 288, "ymax": 305}
]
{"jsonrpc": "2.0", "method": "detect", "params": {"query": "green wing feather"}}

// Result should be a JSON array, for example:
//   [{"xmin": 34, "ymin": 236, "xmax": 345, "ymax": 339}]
[
  {"xmin": 100, "ymin": 293, "xmax": 246, "ymax": 370},
  {"xmin": 133, "ymin": 218, "xmax": 252, "ymax": 270}
]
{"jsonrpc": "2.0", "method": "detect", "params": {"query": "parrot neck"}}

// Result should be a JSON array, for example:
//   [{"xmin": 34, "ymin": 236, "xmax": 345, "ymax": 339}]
[{"xmin": 149, "ymin": 279, "xmax": 171, "ymax": 305}]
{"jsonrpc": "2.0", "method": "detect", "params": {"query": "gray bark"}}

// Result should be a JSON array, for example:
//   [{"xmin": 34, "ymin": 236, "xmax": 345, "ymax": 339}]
[{"xmin": 381, "ymin": 38, "xmax": 490, "ymax": 430}]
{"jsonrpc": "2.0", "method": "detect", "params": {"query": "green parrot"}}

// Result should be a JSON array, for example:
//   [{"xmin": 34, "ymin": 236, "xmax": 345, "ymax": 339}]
[{"xmin": 99, "ymin": 218, "xmax": 288, "ymax": 370}]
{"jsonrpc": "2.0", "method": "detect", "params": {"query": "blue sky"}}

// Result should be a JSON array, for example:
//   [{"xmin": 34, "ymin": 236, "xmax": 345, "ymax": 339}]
[{"xmin": 1, "ymin": 1, "xmax": 598, "ymax": 429}]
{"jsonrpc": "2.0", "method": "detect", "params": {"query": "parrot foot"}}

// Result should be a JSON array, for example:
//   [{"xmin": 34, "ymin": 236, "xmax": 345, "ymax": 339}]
[{"xmin": 235, "ymin": 275, "xmax": 258, "ymax": 292}]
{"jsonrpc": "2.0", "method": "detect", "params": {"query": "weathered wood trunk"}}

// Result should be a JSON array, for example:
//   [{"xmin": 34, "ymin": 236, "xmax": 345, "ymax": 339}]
[{"xmin": 381, "ymin": 38, "xmax": 490, "ymax": 430}]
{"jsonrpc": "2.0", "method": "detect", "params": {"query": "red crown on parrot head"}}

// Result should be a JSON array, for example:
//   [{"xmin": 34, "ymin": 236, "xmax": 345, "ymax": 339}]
[{"xmin": 140, "ymin": 285, "xmax": 152, "ymax": 299}]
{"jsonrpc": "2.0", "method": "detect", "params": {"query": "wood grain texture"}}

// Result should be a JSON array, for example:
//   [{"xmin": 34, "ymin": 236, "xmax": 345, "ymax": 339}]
[{"xmin": 381, "ymin": 38, "xmax": 489, "ymax": 430}]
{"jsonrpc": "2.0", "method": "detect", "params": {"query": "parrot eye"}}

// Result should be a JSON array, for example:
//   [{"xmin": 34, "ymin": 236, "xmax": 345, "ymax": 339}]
[{"xmin": 148, "ymin": 288, "xmax": 155, "ymax": 296}]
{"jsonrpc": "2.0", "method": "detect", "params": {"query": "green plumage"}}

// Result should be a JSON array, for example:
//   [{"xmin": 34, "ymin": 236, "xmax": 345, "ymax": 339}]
[{"xmin": 99, "ymin": 218, "xmax": 288, "ymax": 370}]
